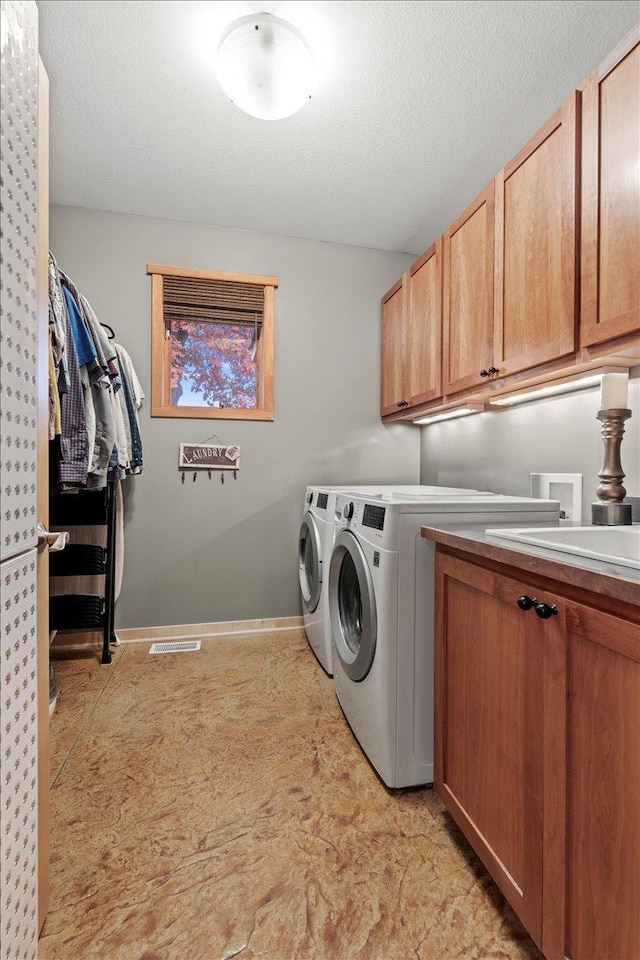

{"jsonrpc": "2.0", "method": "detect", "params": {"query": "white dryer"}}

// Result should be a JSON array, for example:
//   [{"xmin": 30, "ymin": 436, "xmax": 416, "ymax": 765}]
[
  {"xmin": 328, "ymin": 491, "xmax": 560, "ymax": 789},
  {"xmin": 298, "ymin": 485, "xmax": 482, "ymax": 675}
]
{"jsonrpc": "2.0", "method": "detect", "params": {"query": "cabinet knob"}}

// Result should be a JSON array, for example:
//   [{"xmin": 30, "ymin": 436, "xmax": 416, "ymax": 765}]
[
  {"xmin": 397, "ymin": 400, "xmax": 408, "ymax": 408},
  {"xmin": 517, "ymin": 595, "xmax": 536, "ymax": 611},
  {"xmin": 535, "ymin": 602, "xmax": 559, "ymax": 619},
  {"xmin": 488, "ymin": 366, "xmax": 499, "ymax": 376},
  {"xmin": 480, "ymin": 369, "xmax": 490, "ymax": 378}
]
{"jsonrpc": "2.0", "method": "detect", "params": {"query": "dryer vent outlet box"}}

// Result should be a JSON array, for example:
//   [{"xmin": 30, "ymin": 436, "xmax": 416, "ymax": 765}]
[{"xmin": 530, "ymin": 473, "xmax": 582, "ymax": 522}]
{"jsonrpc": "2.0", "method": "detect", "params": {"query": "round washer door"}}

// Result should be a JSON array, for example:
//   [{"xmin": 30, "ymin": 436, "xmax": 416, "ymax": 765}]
[
  {"xmin": 298, "ymin": 512, "xmax": 322, "ymax": 613},
  {"xmin": 329, "ymin": 529, "xmax": 377, "ymax": 682}
]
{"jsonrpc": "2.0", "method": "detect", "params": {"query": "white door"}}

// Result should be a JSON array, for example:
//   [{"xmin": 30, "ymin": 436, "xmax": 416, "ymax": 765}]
[{"xmin": 0, "ymin": 2, "xmax": 47, "ymax": 957}]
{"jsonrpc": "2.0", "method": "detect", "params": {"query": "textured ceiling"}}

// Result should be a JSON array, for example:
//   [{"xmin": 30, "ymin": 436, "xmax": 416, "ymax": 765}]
[{"xmin": 38, "ymin": 0, "xmax": 638, "ymax": 254}]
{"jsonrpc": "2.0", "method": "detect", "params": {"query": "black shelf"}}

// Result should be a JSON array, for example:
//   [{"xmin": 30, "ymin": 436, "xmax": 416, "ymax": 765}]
[
  {"xmin": 50, "ymin": 594, "xmax": 105, "ymax": 630},
  {"xmin": 49, "ymin": 485, "xmax": 117, "ymax": 664},
  {"xmin": 50, "ymin": 491, "xmax": 110, "ymax": 526},
  {"xmin": 50, "ymin": 544, "xmax": 107, "ymax": 577}
]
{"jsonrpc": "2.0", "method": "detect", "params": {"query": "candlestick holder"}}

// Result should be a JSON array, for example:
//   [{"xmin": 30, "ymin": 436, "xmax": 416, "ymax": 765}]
[{"xmin": 591, "ymin": 408, "xmax": 633, "ymax": 525}]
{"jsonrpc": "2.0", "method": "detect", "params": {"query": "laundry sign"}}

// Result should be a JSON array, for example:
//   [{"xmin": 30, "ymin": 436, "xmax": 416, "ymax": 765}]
[{"xmin": 179, "ymin": 442, "xmax": 240, "ymax": 470}]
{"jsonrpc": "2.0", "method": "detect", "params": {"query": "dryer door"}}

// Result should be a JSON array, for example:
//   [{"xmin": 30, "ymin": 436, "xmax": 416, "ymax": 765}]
[
  {"xmin": 329, "ymin": 530, "xmax": 377, "ymax": 682},
  {"xmin": 298, "ymin": 512, "xmax": 322, "ymax": 613}
]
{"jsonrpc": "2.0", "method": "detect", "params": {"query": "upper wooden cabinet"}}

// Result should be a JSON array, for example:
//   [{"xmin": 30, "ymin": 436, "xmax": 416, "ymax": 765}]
[
  {"xmin": 442, "ymin": 183, "xmax": 495, "ymax": 394},
  {"xmin": 494, "ymin": 93, "xmax": 579, "ymax": 377},
  {"xmin": 581, "ymin": 32, "xmax": 640, "ymax": 347},
  {"xmin": 380, "ymin": 279, "xmax": 406, "ymax": 416},
  {"xmin": 380, "ymin": 242, "xmax": 443, "ymax": 416},
  {"xmin": 380, "ymin": 27, "xmax": 639, "ymax": 423},
  {"xmin": 442, "ymin": 95, "xmax": 579, "ymax": 398},
  {"xmin": 406, "ymin": 239, "xmax": 442, "ymax": 406}
]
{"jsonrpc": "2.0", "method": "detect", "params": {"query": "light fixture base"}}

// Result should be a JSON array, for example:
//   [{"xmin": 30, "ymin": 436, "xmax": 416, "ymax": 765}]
[{"xmin": 591, "ymin": 501, "xmax": 632, "ymax": 526}]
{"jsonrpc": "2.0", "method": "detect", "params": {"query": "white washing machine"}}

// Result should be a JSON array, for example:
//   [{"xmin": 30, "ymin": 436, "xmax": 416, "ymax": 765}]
[
  {"xmin": 298, "ymin": 485, "xmax": 483, "ymax": 675},
  {"xmin": 328, "ymin": 491, "xmax": 560, "ymax": 788}
]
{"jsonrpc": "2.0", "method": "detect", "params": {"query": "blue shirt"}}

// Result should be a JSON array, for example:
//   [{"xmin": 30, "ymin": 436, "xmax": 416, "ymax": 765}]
[{"xmin": 62, "ymin": 286, "xmax": 98, "ymax": 367}]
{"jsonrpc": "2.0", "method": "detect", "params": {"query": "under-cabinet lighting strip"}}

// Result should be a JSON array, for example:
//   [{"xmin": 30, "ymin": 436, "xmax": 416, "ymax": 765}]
[
  {"xmin": 412, "ymin": 367, "xmax": 628, "ymax": 424},
  {"xmin": 489, "ymin": 373, "xmax": 606, "ymax": 407},
  {"xmin": 413, "ymin": 405, "xmax": 484, "ymax": 426}
]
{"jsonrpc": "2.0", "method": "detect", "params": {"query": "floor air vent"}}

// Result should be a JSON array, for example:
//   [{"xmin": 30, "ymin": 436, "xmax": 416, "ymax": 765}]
[{"xmin": 149, "ymin": 641, "xmax": 202, "ymax": 655}]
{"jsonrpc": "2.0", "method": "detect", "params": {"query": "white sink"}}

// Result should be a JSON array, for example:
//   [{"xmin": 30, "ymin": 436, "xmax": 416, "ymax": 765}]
[{"xmin": 485, "ymin": 525, "xmax": 640, "ymax": 570}]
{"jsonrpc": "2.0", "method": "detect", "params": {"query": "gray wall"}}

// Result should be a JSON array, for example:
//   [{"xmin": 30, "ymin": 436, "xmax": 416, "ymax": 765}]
[
  {"xmin": 421, "ymin": 373, "xmax": 640, "ymax": 519},
  {"xmin": 50, "ymin": 204, "xmax": 417, "ymax": 628}
]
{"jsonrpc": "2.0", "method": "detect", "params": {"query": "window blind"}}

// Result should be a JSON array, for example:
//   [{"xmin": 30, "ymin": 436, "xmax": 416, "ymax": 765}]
[{"xmin": 163, "ymin": 275, "xmax": 265, "ymax": 327}]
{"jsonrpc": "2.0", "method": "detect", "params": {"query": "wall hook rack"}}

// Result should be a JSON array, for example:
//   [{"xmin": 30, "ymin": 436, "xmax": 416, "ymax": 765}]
[{"xmin": 178, "ymin": 440, "xmax": 240, "ymax": 482}]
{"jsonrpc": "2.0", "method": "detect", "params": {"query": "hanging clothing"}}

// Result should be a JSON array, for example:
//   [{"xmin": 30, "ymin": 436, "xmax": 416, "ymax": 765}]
[
  {"xmin": 48, "ymin": 253, "xmax": 144, "ymax": 490},
  {"xmin": 47, "ymin": 254, "xmax": 145, "ymax": 661},
  {"xmin": 80, "ymin": 295, "xmax": 117, "ymax": 371},
  {"xmin": 54, "ymin": 271, "xmax": 89, "ymax": 487},
  {"xmin": 61, "ymin": 283, "xmax": 101, "ymax": 383},
  {"xmin": 48, "ymin": 253, "xmax": 66, "ymax": 369},
  {"xmin": 115, "ymin": 342, "xmax": 145, "ymax": 409},
  {"xmin": 76, "ymin": 293, "xmax": 120, "ymax": 482},
  {"xmin": 48, "ymin": 332, "xmax": 62, "ymax": 440},
  {"xmin": 111, "ymin": 368, "xmax": 131, "ymax": 473},
  {"xmin": 80, "ymin": 363, "xmax": 97, "ymax": 470},
  {"xmin": 88, "ymin": 375, "xmax": 118, "ymax": 485},
  {"xmin": 115, "ymin": 343, "xmax": 144, "ymax": 473}
]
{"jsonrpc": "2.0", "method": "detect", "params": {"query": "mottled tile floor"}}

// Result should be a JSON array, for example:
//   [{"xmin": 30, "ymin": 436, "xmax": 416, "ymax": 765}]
[{"xmin": 40, "ymin": 630, "xmax": 542, "ymax": 960}]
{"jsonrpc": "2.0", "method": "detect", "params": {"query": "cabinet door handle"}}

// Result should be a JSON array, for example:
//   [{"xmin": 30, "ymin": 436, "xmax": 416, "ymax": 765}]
[
  {"xmin": 517, "ymin": 595, "xmax": 537, "ymax": 611},
  {"xmin": 480, "ymin": 369, "xmax": 490, "ymax": 378},
  {"xmin": 488, "ymin": 366, "xmax": 499, "ymax": 376},
  {"xmin": 535, "ymin": 602, "xmax": 559, "ymax": 619},
  {"xmin": 397, "ymin": 400, "xmax": 408, "ymax": 408}
]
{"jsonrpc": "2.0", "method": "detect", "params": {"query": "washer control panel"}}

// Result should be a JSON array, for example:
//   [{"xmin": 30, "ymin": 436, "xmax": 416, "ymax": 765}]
[{"xmin": 362, "ymin": 503, "xmax": 386, "ymax": 531}]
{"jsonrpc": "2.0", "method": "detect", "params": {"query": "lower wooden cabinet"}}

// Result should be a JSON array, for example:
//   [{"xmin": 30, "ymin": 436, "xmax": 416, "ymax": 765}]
[
  {"xmin": 435, "ymin": 550, "xmax": 640, "ymax": 960},
  {"xmin": 563, "ymin": 603, "xmax": 640, "ymax": 960}
]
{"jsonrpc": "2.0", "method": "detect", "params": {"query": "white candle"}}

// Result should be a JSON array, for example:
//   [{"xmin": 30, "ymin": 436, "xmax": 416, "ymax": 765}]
[{"xmin": 600, "ymin": 372, "xmax": 629, "ymax": 410}]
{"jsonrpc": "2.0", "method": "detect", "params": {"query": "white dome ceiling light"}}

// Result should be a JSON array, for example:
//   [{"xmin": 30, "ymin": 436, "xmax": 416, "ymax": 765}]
[{"xmin": 214, "ymin": 13, "xmax": 317, "ymax": 121}]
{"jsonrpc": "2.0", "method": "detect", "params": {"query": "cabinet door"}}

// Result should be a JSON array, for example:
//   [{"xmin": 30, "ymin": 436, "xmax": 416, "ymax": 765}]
[
  {"xmin": 434, "ymin": 552, "xmax": 563, "ymax": 947},
  {"xmin": 562, "ymin": 603, "xmax": 640, "ymax": 960},
  {"xmin": 581, "ymin": 34, "xmax": 640, "ymax": 347},
  {"xmin": 406, "ymin": 240, "xmax": 442, "ymax": 406},
  {"xmin": 442, "ymin": 184, "xmax": 494, "ymax": 394},
  {"xmin": 494, "ymin": 93, "xmax": 578, "ymax": 377},
  {"xmin": 380, "ymin": 277, "xmax": 406, "ymax": 416}
]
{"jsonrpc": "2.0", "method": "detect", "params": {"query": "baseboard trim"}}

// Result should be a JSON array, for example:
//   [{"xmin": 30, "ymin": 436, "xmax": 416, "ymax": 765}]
[
  {"xmin": 50, "ymin": 631, "xmax": 108, "ymax": 657},
  {"xmin": 116, "ymin": 616, "xmax": 304, "ymax": 644}
]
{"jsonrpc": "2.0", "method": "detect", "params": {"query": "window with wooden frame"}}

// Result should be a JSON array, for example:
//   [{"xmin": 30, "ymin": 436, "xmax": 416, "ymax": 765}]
[{"xmin": 147, "ymin": 264, "xmax": 278, "ymax": 420}]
